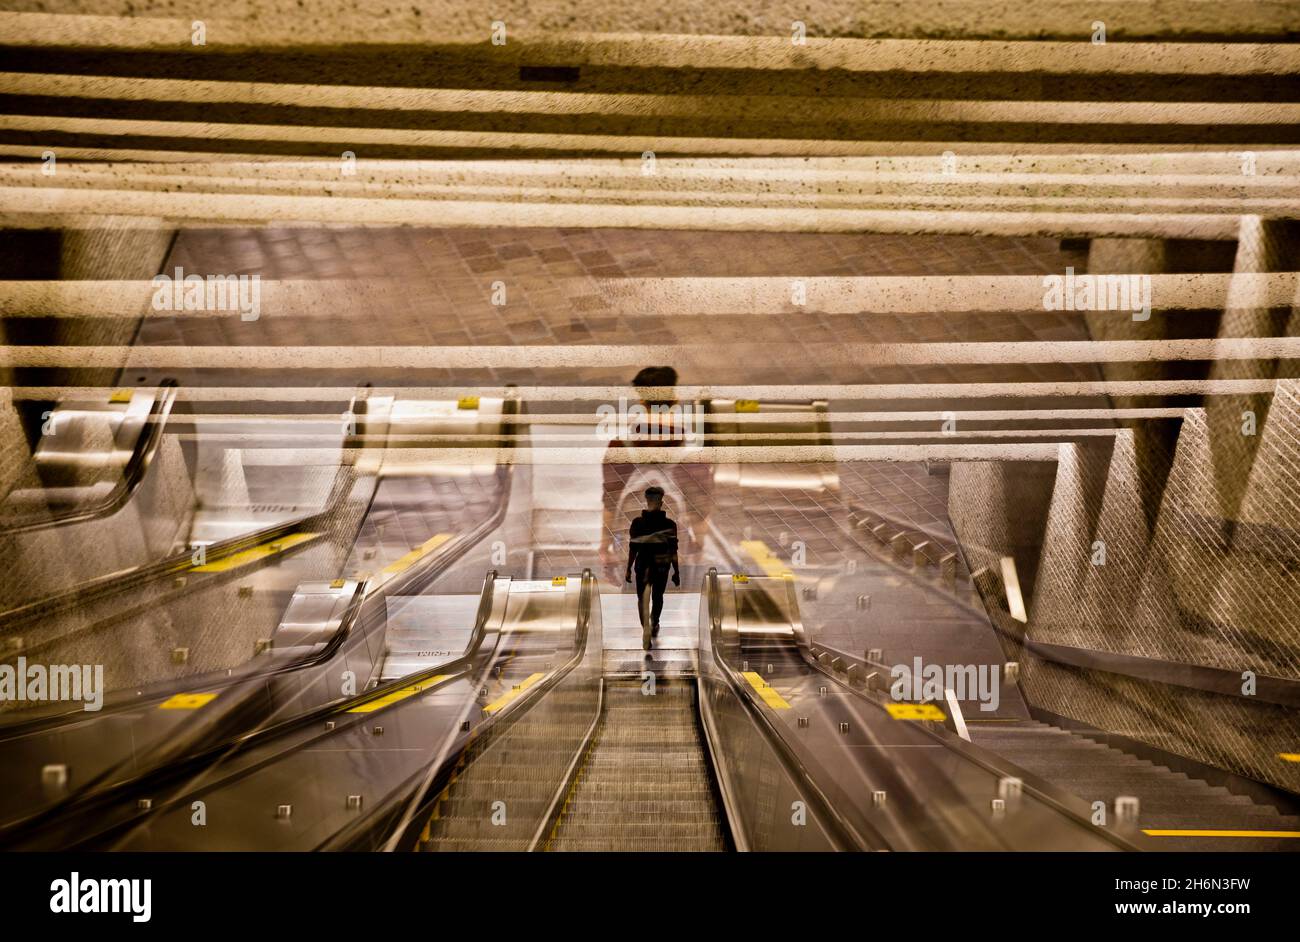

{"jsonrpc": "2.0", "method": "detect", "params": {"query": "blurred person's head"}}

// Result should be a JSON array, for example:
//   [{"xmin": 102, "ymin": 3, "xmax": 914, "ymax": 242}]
[
  {"xmin": 644, "ymin": 485, "xmax": 665, "ymax": 512},
  {"xmin": 632, "ymin": 366, "xmax": 678, "ymax": 407}
]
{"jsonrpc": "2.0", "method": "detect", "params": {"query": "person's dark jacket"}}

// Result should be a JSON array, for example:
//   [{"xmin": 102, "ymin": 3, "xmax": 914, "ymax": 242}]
[{"xmin": 627, "ymin": 509, "xmax": 678, "ymax": 571}]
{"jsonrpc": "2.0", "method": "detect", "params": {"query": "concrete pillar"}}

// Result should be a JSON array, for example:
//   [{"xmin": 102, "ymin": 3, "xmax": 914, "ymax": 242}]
[
  {"xmin": 1218, "ymin": 378, "xmax": 1300, "ymax": 679},
  {"xmin": 1205, "ymin": 217, "xmax": 1300, "ymax": 521},
  {"xmin": 1084, "ymin": 238, "xmax": 1182, "ymax": 527},
  {"xmin": 1026, "ymin": 440, "xmax": 1113, "ymax": 646}
]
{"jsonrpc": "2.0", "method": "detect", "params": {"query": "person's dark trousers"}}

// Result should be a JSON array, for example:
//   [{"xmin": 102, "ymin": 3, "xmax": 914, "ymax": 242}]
[{"xmin": 635, "ymin": 564, "xmax": 670, "ymax": 646}]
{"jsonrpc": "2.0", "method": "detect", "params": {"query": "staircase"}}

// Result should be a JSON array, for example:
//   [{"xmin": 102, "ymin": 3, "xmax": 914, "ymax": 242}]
[
  {"xmin": 547, "ymin": 682, "xmax": 727, "ymax": 852},
  {"xmin": 972, "ymin": 721, "xmax": 1300, "ymax": 851}
]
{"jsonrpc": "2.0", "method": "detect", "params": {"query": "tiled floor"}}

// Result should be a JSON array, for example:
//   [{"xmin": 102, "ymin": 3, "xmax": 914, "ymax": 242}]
[{"xmin": 134, "ymin": 227, "xmax": 1101, "ymax": 396}]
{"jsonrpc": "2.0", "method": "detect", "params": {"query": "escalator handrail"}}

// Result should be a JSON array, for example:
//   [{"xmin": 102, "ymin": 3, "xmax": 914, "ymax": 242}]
[
  {"xmin": 4, "ymin": 569, "xmax": 506, "ymax": 848},
  {"xmin": 1, "ymin": 393, "xmax": 518, "ymax": 630},
  {"xmin": 0, "ymin": 379, "xmax": 180, "ymax": 537},
  {"xmin": 702, "ymin": 568, "xmax": 879, "ymax": 851},
  {"xmin": 3, "ymin": 455, "xmax": 512, "ymax": 814},
  {"xmin": 0, "ymin": 468, "xmax": 377, "ymax": 740},
  {"xmin": 372, "ymin": 568, "xmax": 599, "ymax": 853}
]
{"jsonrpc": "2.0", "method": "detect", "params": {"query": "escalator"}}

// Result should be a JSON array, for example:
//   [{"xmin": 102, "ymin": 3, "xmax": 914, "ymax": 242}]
[
  {"xmin": 0, "ymin": 399, "xmax": 519, "ymax": 836},
  {"xmin": 411, "ymin": 572, "xmax": 869, "ymax": 853},
  {"xmin": 411, "ymin": 568, "xmax": 1123, "ymax": 854},
  {"xmin": 702, "ymin": 569, "xmax": 1135, "ymax": 851},
  {"xmin": 3, "ymin": 568, "xmax": 586, "ymax": 850},
  {"xmin": 544, "ymin": 681, "xmax": 727, "ymax": 852},
  {"xmin": 423, "ymin": 679, "xmax": 729, "ymax": 852},
  {"xmin": 6, "ymin": 567, "xmax": 1170, "ymax": 852},
  {"xmin": 0, "ymin": 382, "xmax": 178, "ymax": 533}
]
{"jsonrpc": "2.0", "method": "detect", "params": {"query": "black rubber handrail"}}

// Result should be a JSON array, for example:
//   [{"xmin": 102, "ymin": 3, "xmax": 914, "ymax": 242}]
[
  {"xmin": 0, "ymin": 464, "xmax": 509, "ymax": 779},
  {"xmin": 0, "ymin": 380, "xmax": 179, "ymax": 536},
  {"xmin": 1023, "ymin": 639, "xmax": 1300, "ymax": 708}
]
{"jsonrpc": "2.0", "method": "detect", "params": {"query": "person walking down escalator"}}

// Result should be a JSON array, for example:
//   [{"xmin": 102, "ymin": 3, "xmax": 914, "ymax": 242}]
[{"xmin": 625, "ymin": 485, "xmax": 680, "ymax": 650}]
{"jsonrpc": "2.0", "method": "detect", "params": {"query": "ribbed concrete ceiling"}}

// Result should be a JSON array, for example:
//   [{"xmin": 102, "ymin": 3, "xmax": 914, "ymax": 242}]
[{"xmin": 1, "ymin": 3, "xmax": 1296, "ymax": 456}]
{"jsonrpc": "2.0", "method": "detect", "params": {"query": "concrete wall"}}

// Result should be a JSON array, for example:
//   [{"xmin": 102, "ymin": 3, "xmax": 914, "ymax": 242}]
[{"xmin": 954, "ymin": 386, "xmax": 1300, "ymax": 793}]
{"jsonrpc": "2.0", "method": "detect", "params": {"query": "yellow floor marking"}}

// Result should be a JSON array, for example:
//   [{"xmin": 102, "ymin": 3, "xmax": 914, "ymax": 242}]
[
  {"xmin": 1279, "ymin": 753, "xmax": 1300, "ymax": 762},
  {"xmin": 457, "ymin": 396, "xmax": 479, "ymax": 409},
  {"xmin": 742, "ymin": 671, "xmax": 791, "ymax": 709},
  {"xmin": 735, "ymin": 400, "xmax": 760, "ymax": 413},
  {"xmin": 740, "ymin": 540, "xmax": 793, "ymax": 578},
  {"xmin": 1143, "ymin": 829, "xmax": 1300, "ymax": 839},
  {"xmin": 346, "ymin": 675, "xmax": 448, "ymax": 713},
  {"xmin": 109, "ymin": 388, "xmax": 133, "ymax": 403},
  {"xmin": 158, "ymin": 692, "xmax": 218, "ymax": 710},
  {"xmin": 380, "ymin": 533, "xmax": 452, "ymax": 576},
  {"xmin": 886, "ymin": 702, "xmax": 947, "ymax": 722},
  {"xmin": 483, "ymin": 672, "xmax": 545, "ymax": 714},
  {"xmin": 190, "ymin": 532, "xmax": 320, "ymax": 572}
]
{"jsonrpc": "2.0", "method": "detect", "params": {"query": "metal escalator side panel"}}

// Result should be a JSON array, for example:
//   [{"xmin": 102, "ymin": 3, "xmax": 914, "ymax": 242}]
[
  {"xmin": 0, "ymin": 434, "xmax": 508, "ymax": 763},
  {"xmin": 15, "ymin": 573, "xmax": 510, "ymax": 851},
  {"xmin": 697, "ymin": 569, "xmax": 863, "ymax": 851},
  {"xmin": 402, "ymin": 571, "xmax": 601, "ymax": 852},
  {"xmin": 354, "ymin": 394, "xmax": 510, "ymax": 478},
  {"xmin": 712, "ymin": 572, "xmax": 969, "ymax": 850},
  {"xmin": 1, "ymin": 380, "xmax": 178, "ymax": 536}
]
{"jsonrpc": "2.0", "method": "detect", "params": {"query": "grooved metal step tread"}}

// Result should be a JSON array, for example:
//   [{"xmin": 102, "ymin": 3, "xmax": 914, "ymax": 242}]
[{"xmin": 547, "ymin": 681, "xmax": 726, "ymax": 852}]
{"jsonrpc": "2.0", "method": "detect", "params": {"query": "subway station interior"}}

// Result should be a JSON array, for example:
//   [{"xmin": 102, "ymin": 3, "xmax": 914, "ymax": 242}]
[{"xmin": 0, "ymin": 1, "xmax": 1298, "ymax": 855}]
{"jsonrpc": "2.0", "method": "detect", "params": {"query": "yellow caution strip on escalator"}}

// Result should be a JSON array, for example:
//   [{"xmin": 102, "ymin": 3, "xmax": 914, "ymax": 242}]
[
  {"xmin": 739, "ymin": 541, "xmax": 793, "ymax": 578},
  {"xmin": 1279, "ymin": 753, "xmax": 1300, "ymax": 762},
  {"xmin": 742, "ymin": 671, "xmax": 791, "ymax": 710},
  {"xmin": 190, "ymin": 532, "xmax": 320, "ymax": 572},
  {"xmin": 483, "ymin": 672, "xmax": 545, "ymax": 714},
  {"xmin": 886, "ymin": 702, "xmax": 947, "ymax": 721},
  {"xmin": 380, "ymin": 533, "xmax": 453, "ymax": 576},
  {"xmin": 158, "ymin": 692, "xmax": 218, "ymax": 710},
  {"xmin": 346, "ymin": 675, "xmax": 449, "ymax": 713}
]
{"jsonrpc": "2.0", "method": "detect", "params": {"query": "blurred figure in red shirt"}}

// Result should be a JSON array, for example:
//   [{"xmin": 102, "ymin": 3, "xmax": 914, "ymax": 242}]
[{"xmin": 600, "ymin": 366, "xmax": 711, "ymax": 588}]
